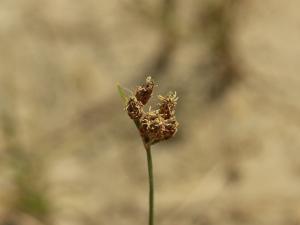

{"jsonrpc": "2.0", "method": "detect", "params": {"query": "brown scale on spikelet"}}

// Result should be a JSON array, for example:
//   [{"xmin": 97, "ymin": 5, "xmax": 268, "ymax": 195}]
[
  {"xmin": 140, "ymin": 111, "xmax": 164, "ymax": 141},
  {"xmin": 126, "ymin": 97, "xmax": 143, "ymax": 120},
  {"xmin": 158, "ymin": 92, "xmax": 178, "ymax": 119},
  {"xmin": 135, "ymin": 76, "xmax": 154, "ymax": 105},
  {"xmin": 125, "ymin": 76, "xmax": 179, "ymax": 145},
  {"xmin": 161, "ymin": 118, "xmax": 179, "ymax": 140}
]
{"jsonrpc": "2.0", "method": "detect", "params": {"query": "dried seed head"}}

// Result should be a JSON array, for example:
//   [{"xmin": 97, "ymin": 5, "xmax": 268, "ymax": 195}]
[
  {"xmin": 121, "ymin": 75, "xmax": 179, "ymax": 145},
  {"xmin": 135, "ymin": 76, "xmax": 154, "ymax": 105},
  {"xmin": 126, "ymin": 97, "xmax": 143, "ymax": 120},
  {"xmin": 158, "ymin": 92, "xmax": 178, "ymax": 119}
]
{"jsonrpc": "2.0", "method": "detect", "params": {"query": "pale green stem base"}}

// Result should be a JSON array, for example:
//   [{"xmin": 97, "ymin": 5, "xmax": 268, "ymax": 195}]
[{"xmin": 145, "ymin": 144, "xmax": 154, "ymax": 225}]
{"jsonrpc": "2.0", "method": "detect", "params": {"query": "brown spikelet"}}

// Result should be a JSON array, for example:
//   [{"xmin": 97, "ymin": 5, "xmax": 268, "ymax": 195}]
[
  {"xmin": 135, "ymin": 76, "xmax": 154, "ymax": 105},
  {"xmin": 126, "ymin": 97, "xmax": 143, "ymax": 120},
  {"xmin": 140, "ymin": 111, "xmax": 164, "ymax": 141},
  {"xmin": 158, "ymin": 92, "xmax": 178, "ymax": 119},
  {"xmin": 161, "ymin": 118, "xmax": 179, "ymax": 140}
]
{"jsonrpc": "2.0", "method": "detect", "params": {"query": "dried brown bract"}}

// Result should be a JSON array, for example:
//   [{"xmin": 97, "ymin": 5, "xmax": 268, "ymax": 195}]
[{"xmin": 125, "ymin": 76, "xmax": 179, "ymax": 145}]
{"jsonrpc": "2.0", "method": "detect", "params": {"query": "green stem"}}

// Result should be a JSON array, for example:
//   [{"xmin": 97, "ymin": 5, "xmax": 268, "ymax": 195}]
[{"xmin": 145, "ymin": 144, "xmax": 154, "ymax": 225}]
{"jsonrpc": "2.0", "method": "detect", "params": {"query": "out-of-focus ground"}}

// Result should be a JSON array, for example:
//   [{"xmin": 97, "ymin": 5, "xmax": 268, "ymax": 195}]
[{"xmin": 1, "ymin": 0, "xmax": 300, "ymax": 225}]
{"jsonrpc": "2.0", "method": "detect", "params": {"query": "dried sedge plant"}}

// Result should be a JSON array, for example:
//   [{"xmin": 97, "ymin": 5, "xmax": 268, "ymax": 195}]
[{"xmin": 118, "ymin": 76, "xmax": 179, "ymax": 225}]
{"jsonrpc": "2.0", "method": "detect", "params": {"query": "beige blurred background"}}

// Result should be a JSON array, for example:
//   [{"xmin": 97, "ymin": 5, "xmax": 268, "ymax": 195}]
[{"xmin": 1, "ymin": 0, "xmax": 300, "ymax": 225}]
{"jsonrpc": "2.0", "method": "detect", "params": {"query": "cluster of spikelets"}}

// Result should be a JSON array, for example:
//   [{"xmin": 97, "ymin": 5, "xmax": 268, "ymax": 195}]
[{"xmin": 125, "ymin": 76, "xmax": 179, "ymax": 145}]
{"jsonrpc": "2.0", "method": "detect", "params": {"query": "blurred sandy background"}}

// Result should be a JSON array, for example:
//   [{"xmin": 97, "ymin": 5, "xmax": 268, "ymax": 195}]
[{"xmin": 0, "ymin": 0, "xmax": 300, "ymax": 225}]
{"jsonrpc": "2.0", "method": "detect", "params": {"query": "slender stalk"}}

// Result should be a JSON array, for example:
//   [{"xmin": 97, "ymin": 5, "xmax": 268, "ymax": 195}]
[{"xmin": 144, "ymin": 143, "xmax": 154, "ymax": 225}]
